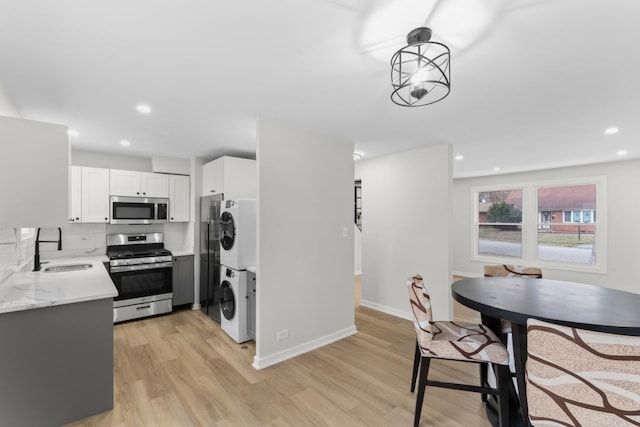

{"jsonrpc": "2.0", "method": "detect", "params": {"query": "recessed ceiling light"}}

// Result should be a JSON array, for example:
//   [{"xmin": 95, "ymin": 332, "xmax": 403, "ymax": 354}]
[
  {"xmin": 617, "ymin": 150, "xmax": 628, "ymax": 156},
  {"xmin": 605, "ymin": 127, "xmax": 619, "ymax": 135},
  {"xmin": 120, "ymin": 140, "xmax": 131, "ymax": 147},
  {"xmin": 493, "ymin": 167, "xmax": 501, "ymax": 172},
  {"xmin": 136, "ymin": 104, "xmax": 152, "ymax": 114},
  {"xmin": 68, "ymin": 129, "xmax": 79, "ymax": 137},
  {"xmin": 454, "ymin": 155, "xmax": 464, "ymax": 161}
]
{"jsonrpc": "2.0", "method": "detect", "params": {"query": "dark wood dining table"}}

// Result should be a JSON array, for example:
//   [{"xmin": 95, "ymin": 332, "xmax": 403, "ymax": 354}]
[{"xmin": 451, "ymin": 276, "xmax": 640, "ymax": 427}]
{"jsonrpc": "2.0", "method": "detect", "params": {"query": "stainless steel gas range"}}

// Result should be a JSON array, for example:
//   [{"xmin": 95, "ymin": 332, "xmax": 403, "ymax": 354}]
[{"xmin": 106, "ymin": 233, "xmax": 173, "ymax": 323}]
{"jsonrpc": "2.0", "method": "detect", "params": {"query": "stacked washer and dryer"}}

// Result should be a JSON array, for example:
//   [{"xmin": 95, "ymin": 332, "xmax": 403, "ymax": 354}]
[{"xmin": 219, "ymin": 199, "xmax": 256, "ymax": 343}]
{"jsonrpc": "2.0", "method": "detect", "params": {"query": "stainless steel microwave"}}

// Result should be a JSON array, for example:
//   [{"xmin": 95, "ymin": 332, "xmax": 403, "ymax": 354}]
[{"xmin": 110, "ymin": 196, "xmax": 169, "ymax": 224}]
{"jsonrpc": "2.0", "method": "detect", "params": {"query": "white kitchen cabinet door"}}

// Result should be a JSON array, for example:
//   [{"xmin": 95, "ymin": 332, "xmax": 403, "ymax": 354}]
[
  {"xmin": 69, "ymin": 166, "xmax": 82, "ymax": 223},
  {"xmin": 169, "ymin": 175, "xmax": 190, "ymax": 222},
  {"xmin": 202, "ymin": 159, "xmax": 224, "ymax": 195},
  {"xmin": 141, "ymin": 172, "xmax": 169, "ymax": 198},
  {"xmin": 201, "ymin": 156, "xmax": 256, "ymax": 198},
  {"xmin": 109, "ymin": 169, "xmax": 141, "ymax": 196},
  {"xmin": 110, "ymin": 170, "xmax": 169, "ymax": 197},
  {"xmin": 223, "ymin": 156, "xmax": 257, "ymax": 199},
  {"xmin": 81, "ymin": 167, "xmax": 110, "ymax": 223}
]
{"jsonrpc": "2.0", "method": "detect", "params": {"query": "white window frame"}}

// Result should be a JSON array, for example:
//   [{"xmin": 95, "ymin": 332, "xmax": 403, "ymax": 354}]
[{"xmin": 471, "ymin": 176, "xmax": 607, "ymax": 274}]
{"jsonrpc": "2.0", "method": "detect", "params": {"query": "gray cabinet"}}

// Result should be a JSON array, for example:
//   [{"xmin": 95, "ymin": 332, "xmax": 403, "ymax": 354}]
[
  {"xmin": 247, "ymin": 270, "xmax": 256, "ymax": 340},
  {"xmin": 172, "ymin": 255, "xmax": 194, "ymax": 306}
]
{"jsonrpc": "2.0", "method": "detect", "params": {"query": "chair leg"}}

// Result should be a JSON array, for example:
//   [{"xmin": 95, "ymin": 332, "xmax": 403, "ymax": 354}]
[
  {"xmin": 414, "ymin": 357, "xmax": 431, "ymax": 427},
  {"xmin": 411, "ymin": 341, "xmax": 421, "ymax": 392},
  {"xmin": 479, "ymin": 363, "xmax": 488, "ymax": 402},
  {"xmin": 495, "ymin": 363, "xmax": 511, "ymax": 427}
]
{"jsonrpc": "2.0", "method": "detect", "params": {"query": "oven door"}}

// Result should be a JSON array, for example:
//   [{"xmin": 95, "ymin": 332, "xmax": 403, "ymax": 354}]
[{"xmin": 109, "ymin": 262, "xmax": 172, "ymax": 302}]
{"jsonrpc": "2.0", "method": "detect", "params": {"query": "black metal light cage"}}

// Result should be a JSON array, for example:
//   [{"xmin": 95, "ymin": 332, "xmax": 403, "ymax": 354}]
[{"xmin": 390, "ymin": 30, "xmax": 451, "ymax": 107}]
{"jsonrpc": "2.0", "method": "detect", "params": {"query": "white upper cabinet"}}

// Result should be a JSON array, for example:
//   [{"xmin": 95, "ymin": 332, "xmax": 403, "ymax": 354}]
[
  {"xmin": 70, "ymin": 166, "xmax": 82, "ymax": 223},
  {"xmin": 202, "ymin": 156, "xmax": 256, "ymax": 199},
  {"xmin": 110, "ymin": 170, "xmax": 169, "ymax": 198},
  {"xmin": 69, "ymin": 166, "xmax": 110, "ymax": 223},
  {"xmin": 81, "ymin": 167, "xmax": 110, "ymax": 223},
  {"xmin": 169, "ymin": 175, "xmax": 190, "ymax": 222},
  {"xmin": 0, "ymin": 116, "xmax": 69, "ymax": 228}
]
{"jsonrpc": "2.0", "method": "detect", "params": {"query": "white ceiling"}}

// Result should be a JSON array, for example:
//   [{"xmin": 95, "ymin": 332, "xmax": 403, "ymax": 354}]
[{"xmin": 1, "ymin": 0, "xmax": 638, "ymax": 178}]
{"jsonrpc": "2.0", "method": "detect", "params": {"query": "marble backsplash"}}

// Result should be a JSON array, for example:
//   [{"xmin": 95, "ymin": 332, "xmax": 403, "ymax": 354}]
[
  {"xmin": 0, "ymin": 223, "xmax": 192, "ymax": 283},
  {"xmin": 0, "ymin": 228, "xmax": 36, "ymax": 283}
]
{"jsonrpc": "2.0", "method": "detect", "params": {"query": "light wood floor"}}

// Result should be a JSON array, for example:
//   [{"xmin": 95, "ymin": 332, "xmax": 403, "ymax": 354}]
[{"xmin": 68, "ymin": 286, "xmax": 488, "ymax": 427}]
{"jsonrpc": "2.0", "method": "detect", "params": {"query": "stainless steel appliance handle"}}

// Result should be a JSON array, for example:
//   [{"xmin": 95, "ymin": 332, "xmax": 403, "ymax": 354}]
[{"xmin": 110, "ymin": 261, "xmax": 173, "ymax": 273}]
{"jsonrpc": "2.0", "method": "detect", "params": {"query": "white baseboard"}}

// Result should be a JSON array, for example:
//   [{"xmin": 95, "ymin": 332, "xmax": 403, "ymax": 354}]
[
  {"xmin": 453, "ymin": 270, "xmax": 482, "ymax": 278},
  {"xmin": 359, "ymin": 299, "xmax": 412, "ymax": 321},
  {"xmin": 252, "ymin": 325, "xmax": 358, "ymax": 370}
]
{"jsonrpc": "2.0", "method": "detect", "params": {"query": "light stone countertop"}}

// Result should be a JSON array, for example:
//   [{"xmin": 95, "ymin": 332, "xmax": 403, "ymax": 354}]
[
  {"xmin": 0, "ymin": 256, "xmax": 117, "ymax": 315},
  {"xmin": 171, "ymin": 251, "xmax": 194, "ymax": 257}
]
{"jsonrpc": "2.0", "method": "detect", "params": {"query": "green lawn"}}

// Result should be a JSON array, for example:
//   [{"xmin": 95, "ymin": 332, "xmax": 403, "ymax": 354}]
[{"xmin": 479, "ymin": 228, "xmax": 594, "ymax": 247}]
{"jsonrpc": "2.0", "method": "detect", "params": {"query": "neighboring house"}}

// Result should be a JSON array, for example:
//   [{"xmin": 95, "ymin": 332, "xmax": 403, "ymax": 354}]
[{"xmin": 504, "ymin": 186, "xmax": 596, "ymax": 233}]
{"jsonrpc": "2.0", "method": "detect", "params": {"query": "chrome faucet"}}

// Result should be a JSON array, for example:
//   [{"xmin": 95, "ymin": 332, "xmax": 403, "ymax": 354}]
[{"xmin": 33, "ymin": 227, "xmax": 62, "ymax": 272}]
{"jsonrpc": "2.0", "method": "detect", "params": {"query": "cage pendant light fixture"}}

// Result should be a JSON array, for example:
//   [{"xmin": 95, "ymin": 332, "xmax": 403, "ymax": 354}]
[{"xmin": 391, "ymin": 27, "xmax": 450, "ymax": 107}]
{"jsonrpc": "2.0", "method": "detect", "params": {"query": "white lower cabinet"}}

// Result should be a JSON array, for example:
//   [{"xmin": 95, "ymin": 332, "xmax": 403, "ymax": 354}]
[{"xmin": 70, "ymin": 166, "xmax": 110, "ymax": 223}]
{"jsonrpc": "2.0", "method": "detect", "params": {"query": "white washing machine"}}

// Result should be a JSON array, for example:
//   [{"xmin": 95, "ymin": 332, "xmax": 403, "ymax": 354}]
[
  {"xmin": 220, "ymin": 199, "xmax": 256, "ymax": 270},
  {"xmin": 220, "ymin": 266, "xmax": 251, "ymax": 343}
]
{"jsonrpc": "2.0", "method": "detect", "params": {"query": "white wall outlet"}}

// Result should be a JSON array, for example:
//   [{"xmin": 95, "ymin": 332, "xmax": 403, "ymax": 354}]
[{"xmin": 277, "ymin": 329, "xmax": 289, "ymax": 341}]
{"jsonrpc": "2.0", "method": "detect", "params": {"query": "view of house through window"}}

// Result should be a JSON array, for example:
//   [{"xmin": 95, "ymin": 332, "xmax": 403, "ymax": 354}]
[
  {"xmin": 475, "ymin": 180, "xmax": 601, "ymax": 269},
  {"xmin": 477, "ymin": 190, "xmax": 523, "ymax": 258},
  {"xmin": 537, "ymin": 184, "xmax": 596, "ymax": 264}
]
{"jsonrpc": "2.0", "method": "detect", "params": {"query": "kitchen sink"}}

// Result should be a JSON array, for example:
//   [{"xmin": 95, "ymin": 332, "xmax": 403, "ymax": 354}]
[{"xmin": 43, "ymin": 263, "xmax": 93, "ymax": 273}]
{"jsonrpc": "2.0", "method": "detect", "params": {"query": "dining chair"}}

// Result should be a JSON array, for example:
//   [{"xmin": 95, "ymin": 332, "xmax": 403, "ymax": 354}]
[
  {"xmin": 482, "ymin": 264, "xmax": 543, "ymax": 399},
  {"xmin": 408, "ymin": 274, "xmax": 511, "ymax": 427},
  {"xmin": 483, "ymin": 264, "xmax": 543, "ymax": 280},
  {"xmin": 526, "ymin": 318, "xmax": 640, "ymax": 426}
]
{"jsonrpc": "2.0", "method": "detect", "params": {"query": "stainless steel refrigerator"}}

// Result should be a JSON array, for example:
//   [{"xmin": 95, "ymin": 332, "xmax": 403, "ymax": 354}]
[{"xmin": 200, "ymin": 194, "xmax": 223, "ymax": 323}]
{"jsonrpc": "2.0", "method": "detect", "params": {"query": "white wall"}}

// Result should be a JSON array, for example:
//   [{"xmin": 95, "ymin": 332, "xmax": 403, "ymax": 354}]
[
  {"xmin": 453, "ymin": 159, "xmax": 640, "ymax": 294},
  {"xmin": 72, "ymin": 149, "xmax": 151, "ymax": 171},
  {"xmin": 354, "ymin": 225, "xmax": 362, "ymax": 275},
  {"xmin": 355, "ymin": 144, "xmax": 453, "ymax": 321},
  {"xmin": 255, "ymin": 119, "xmax": 355, "ymax": 369}
]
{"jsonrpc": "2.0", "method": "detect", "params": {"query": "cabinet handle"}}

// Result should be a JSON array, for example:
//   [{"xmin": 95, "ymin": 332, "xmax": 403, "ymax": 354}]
[
  {"xmin": 210, "ymin": 189, "xmax": 215, "ymax": 193},
  {"xmin": 136, "ymin": 192, "xmax": 140, "ymax": 195},
  {"xmin": 142, "ymin": 192, "xmax": 146, "ymax": 195},
  {"xmin": 76, "ymin": 218, "xmax": 80, "ymax": 221},
  {"xmin": 104, "ymin": 218, "xmax": 108, "ymax": 221}
]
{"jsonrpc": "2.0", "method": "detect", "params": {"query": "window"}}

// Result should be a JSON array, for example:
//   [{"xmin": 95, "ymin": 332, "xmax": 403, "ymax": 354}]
[
  {"xmin": 538, "ymin": 184, "xmax": 597, "ymax": 265},
  {"xmin": 473, "ymin": 178, "xmax": 606, "ymax": 272},
  {"xmin": 563, "ymin": 210, "xmax": 595, "ymax": 223},
  {"xmin": 477, "ymin": 189, "xmax": 523, "ymax": 258}
]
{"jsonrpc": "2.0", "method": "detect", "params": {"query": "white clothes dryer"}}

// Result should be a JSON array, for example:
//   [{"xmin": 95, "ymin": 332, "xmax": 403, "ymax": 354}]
[
  {"xmin": 220, "ymin": 266, "xmax": 251, "ymax": 343},
  {"xmin": 220, "ymin": 199, "xmax": 256, "ymax": 270}
]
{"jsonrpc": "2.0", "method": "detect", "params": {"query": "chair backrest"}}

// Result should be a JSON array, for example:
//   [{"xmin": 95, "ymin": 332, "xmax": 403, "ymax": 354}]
[
  {"xmin": 484, "ymin": 264, "xmax": 542, "ymax": 278},
  {"xmin": 526, "ymin": 318, "xmax": 640, "ymax": 426},
  {"xmin": 407, "ymin": 274, "xmax": 434, "ymax": 348}
]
